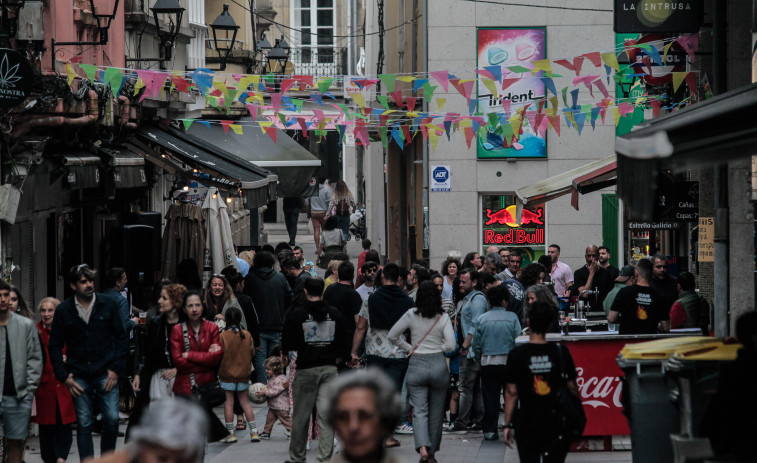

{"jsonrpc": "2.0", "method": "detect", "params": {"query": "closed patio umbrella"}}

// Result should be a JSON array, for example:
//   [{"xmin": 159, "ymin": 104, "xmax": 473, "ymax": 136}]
[
  {"xmin": 202, "ymin": 188, "xmax": 238, "ymax": 283},
  {"xmin": 161, "ymin": 203, "xmax": 205, "ymax": 282}
]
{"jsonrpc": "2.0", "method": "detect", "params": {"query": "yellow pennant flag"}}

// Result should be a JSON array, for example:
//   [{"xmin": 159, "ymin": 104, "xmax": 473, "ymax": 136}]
[
  {"xmin": 564, "ymin": 110, "xmax": 577, "ymax": 128},
  {"xmin": 134, "ymin": 78, "xmax": 145, "ymax": 96},
  {"xmin": 397, "ymin": 76, "xmax": 416, "ymax": 83},
  {"xmin": 509, "ymin": 114, "xmax": 522, "ymax": 136},
  {"xmin": 600, "ymin": 52, "xmax": 619, "ymax": 71},
  {"xmin": 230, "ymin": 124, "xmax": 243, "ymax": 135},
  {"xmin": 429, "ymin": 131, "xmax": 440, "ymax": 150},
  {"xmin": 436, "ymin": 98, "xmax": 447, "ymax": 110},
  {"xmin": 235, "ymin": 75, "xmax": 256, "ymax": 99},
  {"xmin": 611, "ymin": 106, "xmax": 621, "ymax": 127},
  {"xmin": 406, "ymin": 111, "xmax": 419, "ymax": 118},
  {"xmin": 531, "ymin": 59, "xmax": 552, "ymax": 77},
  {"xmin": 482, "ymin": 78, "xmax": 498, "ymax": 97},
  {"xmin": 352, "ymin": 92, "xmax": 365, "ymax": 109},
  {"xmin": 549, "ymin": 96, "xmax": 558, "ymax": 116},
  {"xmin": 66, "ymin": 62, "xmax": 77, "ymax": 86},
  {"xmin": 663, "ymin": 43, "xmax": 673, "ymax": 65},
  {"xmin": 672, "ymin": 72, "xmax": 687, "ymax": 93}
]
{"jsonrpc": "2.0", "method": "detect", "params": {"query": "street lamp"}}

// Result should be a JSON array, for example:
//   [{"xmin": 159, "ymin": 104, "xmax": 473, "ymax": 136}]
[
  {"xmin": 266, "ymin": 37, "xmax": 290, "ymax": 74},
  {"xmin": 151, "ymin": 0, "xmax": 185, "ymax": 62},
  {"xmin": 210, "ymin": 4, "xmax": 239, "ymax": 71}
]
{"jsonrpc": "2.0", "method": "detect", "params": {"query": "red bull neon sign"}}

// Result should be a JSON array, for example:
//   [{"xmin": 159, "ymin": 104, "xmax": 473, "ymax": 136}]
[{"xmin": 482, "ymin": 195, "xmax": 545, "ymax": 246}]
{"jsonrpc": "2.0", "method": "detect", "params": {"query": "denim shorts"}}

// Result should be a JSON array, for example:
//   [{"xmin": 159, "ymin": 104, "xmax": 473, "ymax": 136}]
[
  {"xmin": 220, "ymin": 381, "xmax": 249, "ymax": 392},
  {"xmin": 0, "ymin": 395, "xmax": 33, "ymax": 439}
]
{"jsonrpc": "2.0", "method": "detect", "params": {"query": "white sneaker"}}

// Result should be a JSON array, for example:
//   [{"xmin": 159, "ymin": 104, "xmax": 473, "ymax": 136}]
[{"xmin": 395, "ymin": 423, "xmax": 413, "ymax": 434}]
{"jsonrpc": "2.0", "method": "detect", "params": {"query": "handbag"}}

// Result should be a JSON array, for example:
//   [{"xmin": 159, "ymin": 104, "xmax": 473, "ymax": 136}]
[
  {"xmin": 554, "ymin": 343, "xmax": 587, "ymax": 442},
  {"xmin": 407, "ymin": 314, "xmax": 442, "ymax": 357},
  {"xmin": 182, "ymin": 323, "xmax": 225, "ymax": 408}
]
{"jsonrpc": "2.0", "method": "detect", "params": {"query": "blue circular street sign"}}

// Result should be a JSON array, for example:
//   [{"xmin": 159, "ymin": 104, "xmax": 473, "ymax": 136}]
[{"xmin": 433, "ymin": 166, "xmax": 449, "ymax": 182}]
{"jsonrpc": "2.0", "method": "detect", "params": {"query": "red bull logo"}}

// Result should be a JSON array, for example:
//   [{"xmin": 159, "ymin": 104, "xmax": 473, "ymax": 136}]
[{"xmin": 485, "ymin": 205, "xmax": 544, "ymax": 227}]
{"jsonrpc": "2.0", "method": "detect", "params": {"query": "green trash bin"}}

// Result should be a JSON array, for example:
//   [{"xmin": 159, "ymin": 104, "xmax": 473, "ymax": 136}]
[{"xmin": 616, "ymin": 337, "xmax": 715, "ymax": 463}]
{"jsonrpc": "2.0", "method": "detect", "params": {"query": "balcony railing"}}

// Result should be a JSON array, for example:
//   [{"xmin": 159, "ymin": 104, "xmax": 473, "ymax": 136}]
[{"xmin": 290, "ymin": 47, "xmax": 347, "ymax": 80}]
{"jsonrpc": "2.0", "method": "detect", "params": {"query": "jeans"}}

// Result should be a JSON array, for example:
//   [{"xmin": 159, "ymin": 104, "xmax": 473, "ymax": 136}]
[
  {"xmin": 335, "ymin": 214, "xmax": 350, "ymax": 241},
  {"xmin": 254, "ymin": 331, "xmax": 281, "ymax": 384},
  {"xmin": 455, "ymin": 356, "xmax": 483, "ymax": 428},
  {"xmin": 365, "ymin": 355, "xmax": 408, "ymax": 394},
  {"xmin": 480, "ymin": 364, "xmax": 507, "ymax": 434},
  {"xmin": 289, "ymin": 365, "xmax": 337, "ymax": 463},
  {"xmin": 71, "ymin": 375, "xmax": 120, "ymax": 461},
  {"xmin": 283, "ymin": 206, "xmax": 301, "ymax": 245}
]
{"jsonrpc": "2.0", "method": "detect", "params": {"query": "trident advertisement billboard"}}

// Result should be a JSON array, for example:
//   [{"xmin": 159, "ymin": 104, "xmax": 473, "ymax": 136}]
[{"xmin": 476, "ymin": 28, "xmax": 546, "ymax": 159}]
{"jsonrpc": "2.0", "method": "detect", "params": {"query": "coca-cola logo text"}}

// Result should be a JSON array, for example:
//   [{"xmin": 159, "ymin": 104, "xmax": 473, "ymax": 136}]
[{"xmin": 575, "ymin": 367, "xmax": 623, "ymax": 409}]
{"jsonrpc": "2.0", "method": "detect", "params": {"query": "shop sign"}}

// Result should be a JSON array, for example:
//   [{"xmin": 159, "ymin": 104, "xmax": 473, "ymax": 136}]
[
  {"xmin": 627, "ymin": 221, "xmax": 681, "ymax": 230},
  {"xmin": 656, "ymin": 180, "xmax": 699, "ymax": 222},
  {"xmin": 482, "ymin": 194, "xmax": 545, "ymax": 247},
  {"xmin": 0, "ymin": 49, "xmax": 32, "ymax": 108},
  {"xmin": 698, "ymin": 217, "xmax": 714, "ymax": 262},
  {"xmin": 430, "ymin": 165, "xmax": 451, "ymax": 192},
  {"xmin": 614, "ymin": 1, "xmax": 704, "ymax": 33}
]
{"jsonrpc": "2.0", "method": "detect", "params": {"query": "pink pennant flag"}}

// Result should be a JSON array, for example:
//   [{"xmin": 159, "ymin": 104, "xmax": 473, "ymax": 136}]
[
  {"xmin": 582, "ymin": 52, "xmax": 601, "ymax": 67},
  {"xmin": 136, "ymin": 70, "xmax": 154, "ymax": 102},
  {"xmin": 401, "ymin": 125, "xmax": 412, "ymax": 145},
  {"xmin": 618, "ymin": 102, "xmax": 634, "ymax": 117},
  {"xmin": 280, "ymin": 79, "xmax": 296, "ymax": 94},
  {"xmin": 232, "ymin": 74, "xmax": 244, "ymax": 82},
  {"xmin": 270, "ymin": 93, "xmax": 283, "ymax": 113},
  {"xmin": 220, "ymin": 120, "xmax": 233, "ymax": 134},
  {"xmin": 354, "ymin": 122, "xmax": 370, "ymax": 147},
  {"xmin": 405, "ymin": 96, "xmax": 416, "ymax": 112},
  {"xmin": 501, "ymin": 78, "xmax": 518, "ymax": 92},
  {"xmin": 313, "ymin": 109, "xmax": 325, "ymax": 122},
  {"xmin": 547, "ymin": 115, "xmax": 560, "ymax": 137},
  {"xmin": 429, "ymin": 71, "xmax": 449, "ymax": 92},
  {"xmin": 449, "ymin": 79, "xmax": 474, "ymax": 103},
  {"xmin": 297, "ymin": 118, "xmax": 309, "ymax": 137},
  {"xmin": 553, "ymin": 59, "xmax": 576, "ymax": 75},
  {"xmin": 650, "ymin": 98, "xmax": 662, "ymax": 118},
  {"xmin": 293, "ymin": 75, "xmax": 314, "ymax": 88},
  {"xmin": 245, "ymin": 103, "xmax": 258, "ymax": 118},
  {"xmin": 475, "ymin": 69, "xmax": 496, "ymax": 80},
  {"xmin": 676, "ymin": 34, "xmax": 699, "ymax": 62},
  {"xmin": 390, "ymin": 90, "xmax": 404, "ymax": 107},
  {"xmin": 685, "ymin": 72, "xmax": 698, "ymax": 96},
  {"xmin": 263, "ymin": 127, "xmax": 278, "ymax": 143},
  {"xmin": 537, "ymin": 117, "xmax": 549, "ymax": 139},
  {"xmin": 463, "ymin": 126, "xmax": 475, "ymax": 149},
  {"xmin": 501, "ymin": 99, "xmax": 511, "ymax": 116},
  {"xmin": 593, "ymin": 79, "xmax": 610, "ymax": 99}
]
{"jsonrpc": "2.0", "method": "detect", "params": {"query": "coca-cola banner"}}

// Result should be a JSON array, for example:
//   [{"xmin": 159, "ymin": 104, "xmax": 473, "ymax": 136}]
[{"xmin": 564, "ymin": 338, "xmax": 646, "ymax": 436}]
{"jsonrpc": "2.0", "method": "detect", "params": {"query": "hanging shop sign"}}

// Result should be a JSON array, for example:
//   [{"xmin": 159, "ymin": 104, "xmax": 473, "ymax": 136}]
[
  {"xmin": 698, "ymin": 217, "xmax": 714, "ymax": 262},
  {"xmin": 614, "ymin": 1, "xmax": 704, "ymax": 33},
  {"xmin": 476, "ymin": 28, "xmax": 547, "ymax": 159},
  {"xmin": 0, "ymin": 49, "xmax": 33, "ymax": 108},
  {"xmin": 482, "ymin": 194, "xmax": 545, "ymax": 246},
  {"xmin": 655, "ymin": 179, "xmax": 699, "ymax": 222}
]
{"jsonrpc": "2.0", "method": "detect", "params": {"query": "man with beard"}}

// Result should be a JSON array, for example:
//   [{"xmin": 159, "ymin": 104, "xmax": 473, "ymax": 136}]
[
  {"xmin": 282, "ymin": 278, "xmax": 349, "ymax": 463},
  {"xmin": 598, "ymin": 246, "xmax": 620, "ymax": 281},
  {"xmin": 356, "ymin": 262, "xmax": 378, "ymax": 302},
  {"xmin": 649, "ymin": 253, "xmax": 678, "ymax": 314},
  {"xmin": 49, "ymin": 265, "xmax": 128, "ymax": 461},
  {"xmin": 547, "ymin": 244, "xmax": 572, "ymax": 297},
  {"xmin": 573, "ymin": 245, "xmax": 614, "ymax": 309}
]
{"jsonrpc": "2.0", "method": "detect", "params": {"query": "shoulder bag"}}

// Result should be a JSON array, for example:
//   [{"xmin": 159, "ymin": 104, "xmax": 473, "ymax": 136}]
[
  {"xmin": 407, "ymin": 314, "xmax": 442, "ymax": 357},
  {"xmin": 182, "ymin": 323, "xmax": 226, "ymax": 408},
  {"xmin": 554, "ymin": 343, "xmax": 587, "ymax": 442}
]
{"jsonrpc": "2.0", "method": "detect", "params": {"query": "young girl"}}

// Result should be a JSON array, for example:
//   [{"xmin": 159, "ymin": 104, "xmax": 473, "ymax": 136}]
[
  {"xmin": 218, "ymin": 307, "xmax": 259, "ymax": 443},
  {"xmin": 257, "ymin": 357, "xmax": 292, "ymax": 439}
]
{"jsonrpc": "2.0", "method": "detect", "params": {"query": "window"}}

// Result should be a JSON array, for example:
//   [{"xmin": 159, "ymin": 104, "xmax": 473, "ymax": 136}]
[{"xmin": 292, "ymin": 0, "xmax": 335, "ymax": 72}]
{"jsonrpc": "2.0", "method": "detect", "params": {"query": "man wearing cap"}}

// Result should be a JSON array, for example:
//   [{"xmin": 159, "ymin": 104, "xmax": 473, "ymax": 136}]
[{"xmin": 603, "ymin": 265, "xmax": 635, "ymax": 317}]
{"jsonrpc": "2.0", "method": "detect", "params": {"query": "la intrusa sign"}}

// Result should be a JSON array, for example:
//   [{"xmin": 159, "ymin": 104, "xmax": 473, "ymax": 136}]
[
  {"xmin": 614, "ymin": 1, "xmax": 704, "ymax": 33},
  {"xmin": 0, "ymin": 49, "xmax": 32, "ymax": 108}
]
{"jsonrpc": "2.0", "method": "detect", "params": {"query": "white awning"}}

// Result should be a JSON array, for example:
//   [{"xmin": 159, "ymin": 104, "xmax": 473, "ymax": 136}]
[{"xmin": 514, "ymin": 155, "xmax": 617, "ymax": 211}]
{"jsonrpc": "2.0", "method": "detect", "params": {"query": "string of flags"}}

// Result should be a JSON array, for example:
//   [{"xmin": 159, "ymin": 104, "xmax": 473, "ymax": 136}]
[{"xmin": 61, "ymin": 34, "xmax": 701, "ymax": 150}]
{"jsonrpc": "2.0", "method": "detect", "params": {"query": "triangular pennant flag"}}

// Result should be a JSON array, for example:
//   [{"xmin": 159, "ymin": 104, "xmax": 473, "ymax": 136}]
[
  {"xmin": 429, "ymin": 130, "xmax": 440, "ymax": 150},
  {"xmin": 66, "ymin": 62, "xmax": 77, "ymax": 86},
  {"xmin": 570, "ymin": 88, "xmax": 580, "ymax": 108},
  {"xmin": 400, "ymin": 125, "xmax": 412, "ymax": 145},
  {"xmin": 672, "ymin": 72, "xmax": 687, "ymax": 93},
  {"xmin": 553, "ymin": 59, "xmax": 576, "ymax": 75},
  {"xmin": 277, "ymin": 112, "xmax": 287, "ymax": 127},
  {"xmin": 561, "ymin": 86, "xmax": 569, "ymax": 108},
  {"xmin": 317, "ymin": 78, "xmax": 333, "ymax": 93},
  {"xmin": 103, "ymin": 68, "xmax": 124, "ymax": 94},
  {"xmin": 589, "ymin": 107, "xmax": 600, "ymax": 129},
  {"xmin": 429, "ymin": 71, "xmax": 449, "ymax": 91},
  {"xmin": 352, "ymin": 92, "xmax": 366, "ymax": 109},
  {"xmin": 507, "ymin": 65, "xmax": 531, "ymax": 73},
  {"xmin": 182, "ymin": 119, "xmax": 194, "ymax": 132},
  {"xmin": 593, "ymin": 79, "xmax": 610, "ymax": 98},
  {"xmin": 413, "ymin": 78, "xmax": 429, "ymax": 93},
  {"xmin": 405, "ymin": 96, "xmax": 416, "ymax": 112},
  {"xmin": 220, "ymin": 120, "xmax": 233, "ymax": 134},
  {"xmin": 389, "ymin": 90, "xmax": 404, "ymax": 107},
  {"xmin": 263, "ymin": 126, "xmax": 277, "ymax": 142},
  {"xmin": 582, "ymin": 52, "xmax": 601, "ymax": 67},
  {"xmin": 292, "ymin": 98, "xmax": 304, "ymax": 112},
  {"xmin": 280, "ymin": 78, "xmax": 295, "ymax": 94},
  {"xmin": 397, "ymin": 75, "xmax": 416, "ymax": 83},
  {"xmin": 378, "ymin": 74, "xmax": 397, "ymax": 93},
  {"xmin": 377, "ymin": 94, "xmax": 390, "ymax": 110},
  {"xmin": 684, "ymin": 72, "xmax": 697, "ymax": 96},
  {"xmin": 600, "ymin": 52, "xmax": 619, "ymax": 71},
  {"xmin": 463, "ymin": 126, "xmax": 475, "ymax": 149},
  {"xmin": 270, "ymin": 93, "xmax": 282, "ymax": 113},
  {"xmin": 481, "ymin": 78, "xmax": 498, "ymax": 98},
  {"xmin": 191, "ymin": 69, "xmax": 214, "ymax": 95},
  {"xmin": 547, "ymin": 115, "xmax": 560, "ymax": 136},
  {"xmin": 421, "ymin": 82, "xmax": 437, "ymax": 102},
  {"xmin": 501, "ymin": 78, "xmax": 518, "ymax": 92},
  {"xmin": 229, "ymin": 124, "xmax": 243, "ymax": 135},
  {"xmin": 542, "ymin": 77, "xmax": 557, "ymax": 96},
  {"xmin": 531, "ymin": 59, "xmax": 552, "ymax": 77},
  {"xmin": 379, "ymin": 126, "xmax": 389, "ymax": 149},
  {"xmin": 79, "ymin": 64, "xmax": 98, "ymax": 82},
  {"xmin": 436, "ymin": 97, "xmax": 446, "ymax": 110},
  {"xmin": 133, "ymin": 78, "xmax": 145, "ymax": 97},
  {"xmin": 483, "ymin": 65, "xmax": 502, "ymax": 83},
  {"xmin": 676, "ymin": 34, "xmax": 698, "ymax": 62},
  {"xmin": 574, "ymin": 111, "xmax": 587, "ymax": 135},
  {"xmin": 297, "ymin": 118, "xmax": 309, "ymax": 137},
  {"xmin": 646, "ymin": 44, "xmax": 662, "ymax": 66},
  {"xmin": 391, "ymin": 125, "xmax": 403, "ymax": 147},
  {"xmin": 170, "ymin": 74, "xmax": 194, "ymax": 94},
  {"xmin": 310, "ymin": 94, "xmax": 324, "ymax": 105},
  {"xmin": 651, "ymin": 98, "xmax": 662, "ymax": 118}
]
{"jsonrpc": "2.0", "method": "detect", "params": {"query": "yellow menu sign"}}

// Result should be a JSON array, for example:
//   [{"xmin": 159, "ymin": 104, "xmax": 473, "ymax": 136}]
[{"xmin": 698, "ymin": 217, "xmax": 714, "ymax": 262}]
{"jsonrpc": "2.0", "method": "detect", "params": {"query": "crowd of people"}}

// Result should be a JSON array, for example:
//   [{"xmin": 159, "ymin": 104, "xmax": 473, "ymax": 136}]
[{"xmin": 0, "ymin": 236, "xmax": 720, "ymax": 463}]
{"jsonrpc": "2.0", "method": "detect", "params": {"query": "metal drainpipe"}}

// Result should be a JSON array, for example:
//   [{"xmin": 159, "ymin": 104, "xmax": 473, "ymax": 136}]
[
  {"xmin": 421, "ymin": 0, "xmax": 429, "ymax": 260},
  {"xmin": 713, "ymin": 2, "xmax": 729, "ymax": 337}
]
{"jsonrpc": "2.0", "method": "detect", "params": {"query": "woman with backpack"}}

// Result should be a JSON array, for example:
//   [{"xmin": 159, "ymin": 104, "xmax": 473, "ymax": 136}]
[{"xmin": 326, "ymin": 180, "xmax": 357, "ymax": 242}]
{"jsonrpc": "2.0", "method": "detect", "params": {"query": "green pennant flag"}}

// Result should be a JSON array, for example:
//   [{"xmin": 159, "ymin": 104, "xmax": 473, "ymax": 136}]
[
  {"xmin": 376, "ymin": 95, "xmax": 390, "ymax": 110},
  {"xmin": 561, "ymin": 86, "xmax": 569, "ymax": 108},
  {"xmin": 278, "ymin": 112, "xmax": 288, "ymax": 126},
  {"xmin": 379, "ymin": 126, "xmax": 389, "ymax": 150},
  {"xmin": 263, "ymin": 74, "xmax": 276, "ymax": 84},
  {"xmin": 317, "ymin": 78, "xmax": 333, "ymax": 93},
  {"xmin": 507, "ymin": 65, "xmax": 531, "ymax": 73},
  {"xmin": 487, "ymin": 112, "xmax": 499, "ymax": 129},
  {"xmin": 208, "ymin": 96, "xmax": 220, "ymax": 109},
  {"xmin": 421, "ymin": 82, "xmax": 437, "ymax": 103},
  {"xmin": 103, "ymin": 68, "xmax": 124, "ymax": 94},
  {"xmin": 378, "ymin": 74, "xmax": 396, "ymax": 93},
  {"xmin": 182, "ymin": 119, "xmax": 194, "ymax": 131},
  {"xmin": 292, "ymin": 98, "xmax": 304, "ymax": 112},
  {"xmin": 79, "ymin": 64, "xmax": 98, "ymax": 82}
]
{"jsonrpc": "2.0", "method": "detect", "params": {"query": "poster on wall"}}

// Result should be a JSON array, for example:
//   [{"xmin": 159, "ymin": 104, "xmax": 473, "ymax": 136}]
[
  {"xmin": 476, "ymin": 28, "xmax": 546, "ymax": 159},
  {"xmin": 430, "ymin": 165, "xmax": 451, "ymax": 191},
  {"xmin": 482, "ymin": 194, "xmax": 546, "ymax": 249}
]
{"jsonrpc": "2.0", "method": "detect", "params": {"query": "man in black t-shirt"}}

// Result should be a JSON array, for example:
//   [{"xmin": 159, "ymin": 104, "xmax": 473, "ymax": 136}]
[
  {"xmin": 573, "ymin": 245, "xmax": 614, "ymax": 309},
  {"xmin": 323, "ymin": 261, "xmax": 362, "ymax": 342},
  {"xmin": 649, "ymin": 253, "xmax": 678, "ymax": 315},
  {"xmin": 609, "ymin": 259, "xmax": 670, "ymax": 334}
]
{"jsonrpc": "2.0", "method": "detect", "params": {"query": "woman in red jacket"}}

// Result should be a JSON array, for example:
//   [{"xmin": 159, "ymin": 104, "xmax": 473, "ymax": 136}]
[
  {"xmin": 169, "ymin": 290, "xmax": 229, "ymax": 442},
  {"xmin": 35, "ymin": 297, "xmax": 76, "ymax": 463}
]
